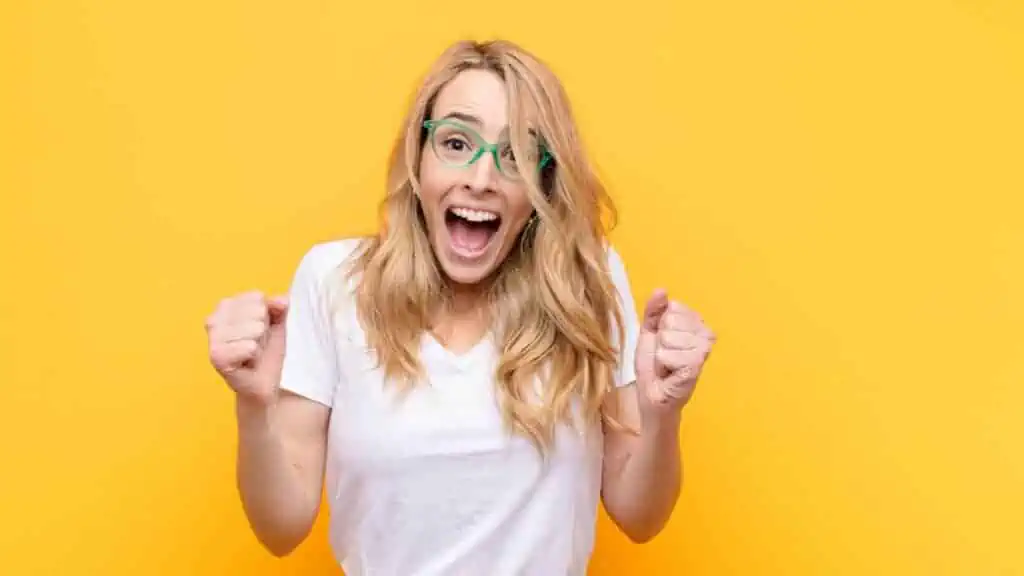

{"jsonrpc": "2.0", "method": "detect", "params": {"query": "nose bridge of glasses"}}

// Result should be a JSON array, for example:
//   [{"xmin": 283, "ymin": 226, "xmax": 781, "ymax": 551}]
[{"xmin": 468, "ymin": 143, "xmax": 502, "ymax": 183}]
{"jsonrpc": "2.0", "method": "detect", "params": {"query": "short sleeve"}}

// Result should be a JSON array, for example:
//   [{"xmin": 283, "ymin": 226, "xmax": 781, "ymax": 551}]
[
  {"xmin": 606, "ymin": 244, "xmax": 641, "ymax": 388},
  {"xmin": 278, "ymin": 243, "xmax": 343, "ymax": 407}
]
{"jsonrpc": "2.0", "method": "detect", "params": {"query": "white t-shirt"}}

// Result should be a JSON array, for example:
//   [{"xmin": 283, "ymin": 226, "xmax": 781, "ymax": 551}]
[{"xmin": 278, "ymin": 238, "xmax": 641, "ymax": 576}]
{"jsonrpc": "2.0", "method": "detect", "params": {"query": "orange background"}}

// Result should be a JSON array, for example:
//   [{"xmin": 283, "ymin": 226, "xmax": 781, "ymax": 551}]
[{"xmin": 2, "ymin": 1, "xmax": 1022, "ymax": 574}]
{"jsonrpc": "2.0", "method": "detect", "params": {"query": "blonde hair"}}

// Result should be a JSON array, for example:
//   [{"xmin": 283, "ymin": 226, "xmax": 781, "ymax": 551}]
[{"xmin": 344, "ymin": 39, "xmax": 626, "ymax": 453}]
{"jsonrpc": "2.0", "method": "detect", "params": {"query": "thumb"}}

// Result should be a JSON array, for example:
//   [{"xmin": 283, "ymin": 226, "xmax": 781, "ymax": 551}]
[
  {"xmin": 635, "ymin": 288, "xmax": 669, "ymax": 385},
  {"xmin": 640, "ymin": 288, "xmax": 670, "ymax": 333},
  {"xmin": 263, "ymin": 295, "xmax": 289, "ymax": 359},
  {"xmin": 267, "ymin": 295, "xmax": 290, "ymax": 328}
]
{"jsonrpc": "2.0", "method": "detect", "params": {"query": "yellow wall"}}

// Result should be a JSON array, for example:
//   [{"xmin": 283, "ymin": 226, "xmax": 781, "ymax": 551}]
[{"xmin": 3, "ymin": 1, "xmax": 1022, "ymax": 574}]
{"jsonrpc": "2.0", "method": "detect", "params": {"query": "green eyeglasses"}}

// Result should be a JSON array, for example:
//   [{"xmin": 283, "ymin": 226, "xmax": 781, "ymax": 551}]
[{"xmin": 423, "ymin": 119, "xmax": 552, "ymax": 180}]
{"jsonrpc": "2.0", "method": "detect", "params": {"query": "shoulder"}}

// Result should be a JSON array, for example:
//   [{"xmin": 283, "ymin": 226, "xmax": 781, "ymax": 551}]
[
  {"xmin": 598, "ymin": 241, "xmax": 641, "ymax": 387},
  {"xmin": 296, "ymin": 237, "xmax": 368, "ymax": 277},
  {"xmin": 288, "ymin": 236, "xmax": 372, "ymax": 312},
  {"xmin": 290, "ymin": 237, "xmax": 369, "ymax": 291},
  {"xmin": 286, "ymin": 237, "xmax": 371, "ymax": 341},
  {"xmin": 604, "ymin": 240, "xmax": 627, "ymax": 274},
  {"xmin": 601, "ymin": 240, "xmax": 633, "ymax": 297}
]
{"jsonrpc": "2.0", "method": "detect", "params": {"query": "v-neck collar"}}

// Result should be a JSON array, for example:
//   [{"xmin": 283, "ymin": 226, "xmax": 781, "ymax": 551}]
[{"xmin": 422, "ymin": 331, "xmax": 493, "ymax": 371}]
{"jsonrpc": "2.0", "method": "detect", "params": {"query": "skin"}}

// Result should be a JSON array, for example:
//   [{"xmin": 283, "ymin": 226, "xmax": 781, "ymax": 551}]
[
  {"xmin": 419, "ymin": 69, "xmax": 536, "ymax": 289},
  {"xmin": 417, "ymin": 69, "xmax": 537, "ymax": 352},
  {"xmin": 601, "ymin": 289, "xmax": 716, "ymax": 542},
  {"xmin": 204, "ymin": 68, "xmax": 716, "ymax": 557}
]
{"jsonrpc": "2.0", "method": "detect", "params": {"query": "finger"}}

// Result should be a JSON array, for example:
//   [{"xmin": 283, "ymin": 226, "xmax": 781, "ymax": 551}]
[
  {"xmin": 655, "ymin": 347, "xmax": 687, "ymax": 371},
  {"xmin": 655, "ymin": 347, "xmax": 706, "ymax": 372},
  {"xmin": 658, "ymin": 329, "xmax": 704, "ymax": 351},
  {"xmin": 660, "ymin": 309, "xmax": 704, "ymax": 333},
  {"xmin": 222, "ymin": 299, "xmax": 270, "ymax": 324},
  {"xmin": 641, "ymin": 289, "xmax": 671, "ymax": 332},
  {"xmin": 211, "ymin": 319, "xmax": 267, "ymax": 343},
  {"xmin": 661, "ymin": 369, "xmax": 698, "ymax": 397},
  {"xmin": 210, "ymin": 339, "xmax": 259, "ymax": 372}
]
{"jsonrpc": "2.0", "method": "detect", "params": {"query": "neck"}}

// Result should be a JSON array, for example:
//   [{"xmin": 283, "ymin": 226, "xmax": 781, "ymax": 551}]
[{"xmin": 448, "ymin": 281, "xmax": 487, "ymax": 316}]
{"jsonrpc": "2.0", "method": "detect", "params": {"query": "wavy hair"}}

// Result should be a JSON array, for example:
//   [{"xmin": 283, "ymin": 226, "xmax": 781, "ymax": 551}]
[{"xmin": 343, "ymin": 39, "xmax": 626, "ymax": 453}]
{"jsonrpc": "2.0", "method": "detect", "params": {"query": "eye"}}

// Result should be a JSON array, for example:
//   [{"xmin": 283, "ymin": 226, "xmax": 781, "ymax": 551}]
[{"xmin": 442, "ymin": 136, "xmax": 471, "ymax": 152}]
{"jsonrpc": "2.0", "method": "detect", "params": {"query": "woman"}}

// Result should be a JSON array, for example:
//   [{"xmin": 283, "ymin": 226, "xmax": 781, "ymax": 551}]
[{"xmin": 204, "ymin": 39, "xmax": 715, "ymax": 575}]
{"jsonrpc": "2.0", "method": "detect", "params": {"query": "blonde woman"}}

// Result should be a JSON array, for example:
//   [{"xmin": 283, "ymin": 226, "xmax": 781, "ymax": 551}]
[{"xmin": 205, "ymin": 39, "xmax": 715, "ymax": 575}]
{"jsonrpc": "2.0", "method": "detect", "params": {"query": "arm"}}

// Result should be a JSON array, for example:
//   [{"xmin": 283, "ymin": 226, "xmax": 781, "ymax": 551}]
[
  {"xmin": 599, "ymin": 246, "xmax": 714, "ymax": 543},
  {"xmin": 600, "ymin": 383, "xmax": 683, "ymax": 543},
  {"xmin": 209, "ymin": 244, "xmax": 347, "ymax": 556},
  {"xmin": 236, "ymin": 391, "xmax": 329, "ymax": 557}
]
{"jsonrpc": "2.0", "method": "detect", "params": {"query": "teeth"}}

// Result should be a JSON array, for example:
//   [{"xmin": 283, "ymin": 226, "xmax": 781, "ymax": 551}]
[{"xmin": 451, "ymin": 207, "xmax": 499, "ymax": 222}]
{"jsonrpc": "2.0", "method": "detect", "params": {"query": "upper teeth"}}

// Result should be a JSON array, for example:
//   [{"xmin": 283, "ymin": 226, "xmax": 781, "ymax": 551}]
[{"xmin": 452, "ymin": 207, "xmax": 499, "ymax": 222}]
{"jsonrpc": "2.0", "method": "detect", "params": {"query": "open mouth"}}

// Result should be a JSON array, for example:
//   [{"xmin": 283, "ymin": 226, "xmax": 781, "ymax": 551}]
[{"xmin": 445, "ymin": 206, "xmax": 502, "ymax": 257}]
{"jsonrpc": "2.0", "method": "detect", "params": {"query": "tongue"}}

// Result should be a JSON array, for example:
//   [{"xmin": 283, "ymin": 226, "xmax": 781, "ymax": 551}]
[{"xmin": 449, "ymin": 218, "xmax": 493, "ymax": 253}]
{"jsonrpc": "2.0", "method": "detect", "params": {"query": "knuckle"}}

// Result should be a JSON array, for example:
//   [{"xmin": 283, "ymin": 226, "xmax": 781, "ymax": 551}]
[
  {"xmin": 660, "ymin": 330, "xmax": 684, "ymax": 349},
  {"xmin": 655, "ymin": 347, "xmax": 673, "ymax": 365},
  {"xmin": 209, "ymin": 346, "xmax": 228, "ymax": 367},
  {"xmin": 244, "ymin": 290, "xmax": 265, "ymax": 302},
  {"xmin": 240, "ymin": 339, "xmax": 259, "ymax": 354},
  {"xmin": 657, "ymin": 314, "xmax": 673, "ymax": 331},
  {"xmin": 249, "ymin": 302, "xmax": 270, "ymax": 322}
]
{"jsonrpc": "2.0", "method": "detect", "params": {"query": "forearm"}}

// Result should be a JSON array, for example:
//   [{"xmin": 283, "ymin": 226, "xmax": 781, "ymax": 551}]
[
  {"xmin": 235, "ymin": 399, "xmax": 322, "ymax": 556},
  {"xmin": 603, "ymin": 412, "xmax": 683, "ymax": 543}
]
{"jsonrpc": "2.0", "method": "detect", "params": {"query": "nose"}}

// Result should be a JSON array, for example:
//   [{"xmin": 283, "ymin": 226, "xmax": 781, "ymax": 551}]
[{"xmin": 464, "ymin": 150, "xmax": 500, "ymax": 194}]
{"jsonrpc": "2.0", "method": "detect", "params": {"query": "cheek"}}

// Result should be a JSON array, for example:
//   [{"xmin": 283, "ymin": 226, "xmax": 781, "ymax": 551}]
[
  {"xmin": 417, "ymin": 156, "xmax": 448, "ymax": 222},
  {"xmin": 502, "ymin": 185, "xmax": 535, "ymax": 233}
]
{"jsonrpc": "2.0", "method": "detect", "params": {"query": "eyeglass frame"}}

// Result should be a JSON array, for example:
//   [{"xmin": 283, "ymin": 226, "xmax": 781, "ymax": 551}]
[{"xmin": 422, "ymin": 118, "xmax": 553, "ymax": 179}]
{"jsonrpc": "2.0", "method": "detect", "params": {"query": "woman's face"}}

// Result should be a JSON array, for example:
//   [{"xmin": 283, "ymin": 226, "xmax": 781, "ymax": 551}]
[{"xmin": 417, "ymin": 69, "xmax": 537, "ymax": 288}]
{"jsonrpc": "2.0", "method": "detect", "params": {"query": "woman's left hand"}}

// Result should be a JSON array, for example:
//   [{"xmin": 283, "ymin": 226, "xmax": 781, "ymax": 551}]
[{"xmin": 633, "ymin": 289, "xmax": 716, "ymax": 420}]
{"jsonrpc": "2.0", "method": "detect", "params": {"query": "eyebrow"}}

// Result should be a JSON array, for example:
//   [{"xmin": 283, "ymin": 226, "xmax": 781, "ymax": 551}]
[
  {"xmin": 439, "ymin": 111, "xmax": 484, "ymax": 126},
  {"xmin": 436, "ymin": 111, "xmax": 543, "ymax": 143}
]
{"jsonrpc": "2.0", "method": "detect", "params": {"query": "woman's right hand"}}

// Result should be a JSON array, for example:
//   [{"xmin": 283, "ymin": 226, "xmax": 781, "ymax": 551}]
[
  {"xmin": 205, "ymin": 291, "xmax": 290, "ymax": 405},
  {"xmin": 207, "ymin": 289, "xmax": 329, "ymax": 557}
]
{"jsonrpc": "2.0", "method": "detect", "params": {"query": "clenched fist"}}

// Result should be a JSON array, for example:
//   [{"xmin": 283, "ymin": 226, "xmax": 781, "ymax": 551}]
[
  {"xmin": 205, "ymin": 291, "xmax": 289, "ymax": 405},
  {"xmin": 634, "ymin": 288, "xmax": 716, "ymax": 417}
]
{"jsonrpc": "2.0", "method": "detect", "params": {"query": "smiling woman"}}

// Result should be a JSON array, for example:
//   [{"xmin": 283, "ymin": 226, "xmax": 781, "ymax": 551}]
[
  {"xmin": 424, "ymin": 110, "xmax": 550, "ymax": 266},
  {"xmin": 412, "ymin": 68, "xmax": 555, "ymax": 289},
  {"xmin": 203, "ymin": 39, "xmax": 715, "ymax": 575},
  {"xmin": 418, "ymin": 73, "xmax": 541, "ymax": 282}
]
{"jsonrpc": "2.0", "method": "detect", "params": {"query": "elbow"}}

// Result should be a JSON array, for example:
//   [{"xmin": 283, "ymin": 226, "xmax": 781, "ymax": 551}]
[
  {"xmin": 250, "ymin": 517, "xmax": 314, "ymax": 558},
  {"xmin": 604, "ymin": 494, "xmax": 675, "ymax": 544},
  {"xmin": 619, "ymin": 519, "xmax": 667, "ymax": 544},
  {"xmin": 605, "ymin": 505, "xmax": 670, "ymax": 544},
  {"xmin": 262, "ymin": 537, "xmax": 299, "ymax": 557},
  {"xmin": 241, "ymin": 502, "xmax": 318, "ymax": 558},
  {"xmin": 258, "ymin": 534, "xmax": 303, "ymax": 558}
]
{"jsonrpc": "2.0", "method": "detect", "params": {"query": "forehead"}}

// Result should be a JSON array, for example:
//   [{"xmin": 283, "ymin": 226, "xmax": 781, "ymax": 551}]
[{"xmin": 431, "ymin": 69, "xmax": 536, "ymax": 136}]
